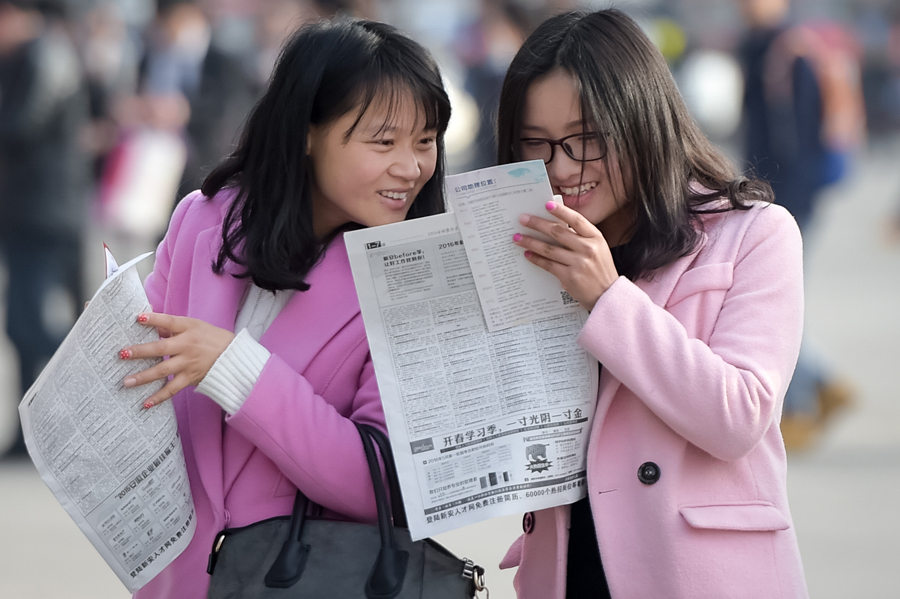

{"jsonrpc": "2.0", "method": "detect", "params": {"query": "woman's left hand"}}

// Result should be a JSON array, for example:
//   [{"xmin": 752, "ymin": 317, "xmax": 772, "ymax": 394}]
[
  {"xmin": 119, "ymin": 312, "xmax": 235, "ymax": 408},
  {"xmin": 513, "ymin": 200, "xmax": 619, "ymax": 311}
]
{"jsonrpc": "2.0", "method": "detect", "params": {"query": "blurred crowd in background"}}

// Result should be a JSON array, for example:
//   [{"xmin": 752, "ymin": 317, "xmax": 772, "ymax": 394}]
[{"xmin": 2, "ymin": 0, "xmax": 900, "ymax": 460}]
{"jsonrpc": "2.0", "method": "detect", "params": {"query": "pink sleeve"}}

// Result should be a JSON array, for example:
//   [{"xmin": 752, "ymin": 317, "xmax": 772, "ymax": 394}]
[
  {"xmin": 223, "ymin": 334, "xmax": 385, "ymax": 521},
  {"xmin": 578, "ymin": 206, "xmax": 803, "ymax": 460}
]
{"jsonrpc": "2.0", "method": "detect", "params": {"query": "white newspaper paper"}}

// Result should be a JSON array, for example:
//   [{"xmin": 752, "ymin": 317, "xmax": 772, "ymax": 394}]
[
  {"xmin": 345, "ymin": 210, "xmax": 598, "ymax": 540},
  {"xmin": 18, "ymin": 251, "xmax": 196, "ymax": 593},
  {"xmin": 446, "ymin": 159, "xmax": 582, "ymax": 332}
]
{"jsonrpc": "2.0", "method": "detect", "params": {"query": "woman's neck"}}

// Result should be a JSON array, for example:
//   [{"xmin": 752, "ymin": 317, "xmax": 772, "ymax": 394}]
[{"xmin": 597, "ymin": 206, "xmax": 634, "ymax": 247}]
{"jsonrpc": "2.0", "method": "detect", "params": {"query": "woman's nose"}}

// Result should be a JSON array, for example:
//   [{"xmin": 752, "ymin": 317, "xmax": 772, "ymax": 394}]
[
  {"xmin": 546, "ymin": 150, "xmax": 583, "ymax": 182},
  {"xmin": 389, "ymin": 147, "xmax": 422, "ymax": 181}
]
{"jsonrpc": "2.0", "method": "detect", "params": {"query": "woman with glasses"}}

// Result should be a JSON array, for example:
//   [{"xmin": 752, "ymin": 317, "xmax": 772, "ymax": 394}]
[{"xmin": 499, "ymin": 9, "xmax": 808, "ymax": 599}]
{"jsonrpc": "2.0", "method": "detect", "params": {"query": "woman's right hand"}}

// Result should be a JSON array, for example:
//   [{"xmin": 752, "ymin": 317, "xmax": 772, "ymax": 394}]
[
  {"xmin": 513, "ymin": 199, "xmax": 619, "ymax": 311},
  {"xmin": 118, "ymin": 312, "xmax": 235, "ymax": 409}
]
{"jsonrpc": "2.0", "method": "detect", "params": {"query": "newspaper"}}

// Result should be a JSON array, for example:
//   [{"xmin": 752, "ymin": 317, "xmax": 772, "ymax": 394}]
[
  {"xmin": 446, "ymin": 159, "xmax": 582, "ymax": 332},
  {"xmin": 345, "ymin": 167, "xmax": 599, "ymax": 540},
  {"xmin": 18, "ymin": 250, "xmax": 196, "ymax": 593}
]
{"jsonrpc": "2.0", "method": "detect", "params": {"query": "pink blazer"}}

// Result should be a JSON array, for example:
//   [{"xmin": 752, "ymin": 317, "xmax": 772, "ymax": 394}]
[
  {"xmin": 133, "ymin": 190, "xmax": 385, "ymax": 599},
  {"xmin": 500, "ymin": 202, "xmax": 809, "ymax": 598}
]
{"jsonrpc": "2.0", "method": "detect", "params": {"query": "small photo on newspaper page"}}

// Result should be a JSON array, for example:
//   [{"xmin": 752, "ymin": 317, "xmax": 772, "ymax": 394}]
[
  {"xmin": 18, "ymin": 250, "xmax": 196, "ymax": 593},
  {"xmin": 345, "ymin": 212, "xmax": 598, "ymax": 540}
]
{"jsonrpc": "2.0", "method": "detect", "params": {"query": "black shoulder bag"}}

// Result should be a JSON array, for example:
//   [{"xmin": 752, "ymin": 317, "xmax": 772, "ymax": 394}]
[{"xmin": 206, "ymin": 423, "xmax": 488, "ymax": 598}]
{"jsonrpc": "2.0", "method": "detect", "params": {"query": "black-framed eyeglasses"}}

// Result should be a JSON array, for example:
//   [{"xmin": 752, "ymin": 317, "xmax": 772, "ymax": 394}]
[{"xmin": 518, "ymin": 132, "xmax": 607, "ymax": 164}]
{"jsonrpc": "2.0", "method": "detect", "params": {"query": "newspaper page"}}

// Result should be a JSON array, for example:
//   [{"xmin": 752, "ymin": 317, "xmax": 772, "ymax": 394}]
[
  {"xmin": 446, "ymin": 159, "xmax": 583, "ymax": 332},
  {"xmin": 18, "ymin": 251, "xmax": 196, "ymax": 593},
  {"xmin": 345, "ymin": 212, "xmax": 598, "ymax": 540}
]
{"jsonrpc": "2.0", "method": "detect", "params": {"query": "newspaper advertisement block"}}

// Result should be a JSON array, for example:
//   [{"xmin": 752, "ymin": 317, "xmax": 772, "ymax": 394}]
[
  {"xmin": 18, "ymin": 251, "xmax": 196, "ymax": 592},
  {"xmin": 345, "ymin": 208, "xmax": 598, "ymax": 540}
]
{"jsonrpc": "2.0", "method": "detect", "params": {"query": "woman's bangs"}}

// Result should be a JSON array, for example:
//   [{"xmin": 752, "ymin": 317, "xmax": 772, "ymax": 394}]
[{"xmin": 346, "ymin": 59, "xmax": 449, "ymax": 137}]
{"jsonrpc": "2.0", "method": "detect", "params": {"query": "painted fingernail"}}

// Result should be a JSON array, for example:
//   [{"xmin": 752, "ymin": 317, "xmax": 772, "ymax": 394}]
[
  {"xmin": 124, "ymin": 377, "xmax": 137, "ymax": 388},
  {"xmin": 546, "ymin": 201, "xmax": 557, "ymax": 210},
  {"xmin": 513, "ymin": 233, "xmax": 522, "ymax": 242},
  {"xmin": 137, "ymin": 314, "xmax": 149, "ymax": 323},
  {"xmin": 119, "ymin": 349, "xmax": 132, "ymax": 360},
  {"xmin": 143, "ymin": 401, "xmax": 154, "ymax": 410},
  {"xmin": 524, "ymin": 251, "xmax": 533, "ymax": 258}
]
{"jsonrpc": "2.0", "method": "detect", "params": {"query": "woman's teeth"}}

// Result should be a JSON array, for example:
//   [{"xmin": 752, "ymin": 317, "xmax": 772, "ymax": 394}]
[
  {"xmin": 380, "ymin": 191, "xmax": 408, "ymax": 200},
  {"xmin": 559, "ymin": 182, "xmax": 597, "ymax": 196}
]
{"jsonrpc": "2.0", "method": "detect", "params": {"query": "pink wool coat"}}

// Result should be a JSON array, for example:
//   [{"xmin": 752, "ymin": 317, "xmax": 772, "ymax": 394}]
[
  {"xmin": 133, "ymin": 190, "xmax": 385, "ymax": 599},
  {"xmin": 500, "ymin": 202, "xmax": 809, "ymax": 598}
]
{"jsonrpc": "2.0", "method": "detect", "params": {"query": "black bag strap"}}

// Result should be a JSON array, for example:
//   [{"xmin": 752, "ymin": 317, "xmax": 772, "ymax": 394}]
[
  {"xmin": 263, "ymin": 490, "xmax": 311, "ymax": 588},
  {"xmin": 357, "ymin": 423, "xmax": 408, "ymax": 529},
  {"xmin": 356, "ymin": 424, "xmax": 409, "ymax": 599},
  {"xmin": 357, "ymin": 423, "xmax": 397, "ymax": 550},
  {"xmin": 264, "ymin": 423, "xmax": 409, "ymax": 599}
]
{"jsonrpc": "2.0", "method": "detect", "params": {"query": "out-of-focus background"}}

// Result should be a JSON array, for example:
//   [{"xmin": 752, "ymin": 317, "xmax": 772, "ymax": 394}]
[{"xmin": 1, "ymin": 0, "xmax": 898, "ymax": 597}]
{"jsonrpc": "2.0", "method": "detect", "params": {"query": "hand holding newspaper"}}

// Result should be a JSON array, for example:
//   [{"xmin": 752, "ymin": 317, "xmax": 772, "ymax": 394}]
[
  {"xmin": 345, "ymin": 160, "xmax": 599, "ymax": 540},
  {"xmin": 18, "ymin": 247, "xmax": 195, "ymax": 592}
]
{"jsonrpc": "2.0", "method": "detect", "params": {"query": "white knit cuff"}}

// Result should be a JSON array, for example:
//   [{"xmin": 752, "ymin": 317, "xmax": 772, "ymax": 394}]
[{"xmin": 196, "ymin": 328, "xmax": 271, "ymax": 415}]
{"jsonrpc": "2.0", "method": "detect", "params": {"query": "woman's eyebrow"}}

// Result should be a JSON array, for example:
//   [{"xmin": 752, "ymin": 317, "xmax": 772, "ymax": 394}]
[
  {"xmin": 361, "ymin": 122, "xmax": 437, "ymax": 136},
  {"xmin": 521, "ymin": 119, "xmax": 587, "ymax": 133},
  {"xmin": 358, "ymin": 123, "xmax": 398, "ymax": 135}
]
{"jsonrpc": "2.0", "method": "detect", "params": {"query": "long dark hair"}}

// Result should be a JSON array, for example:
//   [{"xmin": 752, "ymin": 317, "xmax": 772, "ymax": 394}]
[
  {"xmin": 497, "ymin": 9, "xmax": 772, "ymax": 281},
  {"xmin": 202, "ymin": 19, "xmax": 451, "ymax": 291}
]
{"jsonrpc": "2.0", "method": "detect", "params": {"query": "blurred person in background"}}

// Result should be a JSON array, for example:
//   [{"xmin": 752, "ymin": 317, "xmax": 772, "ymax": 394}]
[
  {"xmin": 76, "ymin": 0, "xmax": 140, "ymax": 183},
  {"xmin": 883, "ymin": 5, "xmax": 900, "ymax": 242},
  {"xmin": 452, "ymin": 0, "xmax": 530, "ymax": 171},
  {"xmin": 737, "ymin": 0, "xmax": 861, "ymax": 450},
  {"xmin": 0, "ymin": 0, "xmax": 91, "ymax": 459},
  {"xmin": 97, "ymin": 0, "xmax": 206, "ymax": 246}
]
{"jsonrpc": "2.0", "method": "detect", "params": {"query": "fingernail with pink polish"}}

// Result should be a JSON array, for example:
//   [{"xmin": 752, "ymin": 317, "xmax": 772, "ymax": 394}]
[
  {"xmin": 137, "ymin": 314, "xmax": 149, "ymax": 323},
  {"xmin": 513, "ymin": 233, "xmax": 522, "ymax": 242},
  {"xmin": 119, "ymin": 349, "xmax": 132, "ymax": 360},
  {"xmin": 524, "ymin": 251, "xmax": 533, "ymax": 258},
  {"xmin": 143, "ymin": 401, "xmax": 153, "ymax": 410},
  {"xmin": 546, "ymin": 201, "xmax": 557, "ymax": 210},
  {"xmin": 124, "ymin": 377, "xmax": 136, "ymax": 388}
]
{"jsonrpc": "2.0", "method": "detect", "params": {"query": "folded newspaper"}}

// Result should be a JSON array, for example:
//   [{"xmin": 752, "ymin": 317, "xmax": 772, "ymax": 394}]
[
  {"xmin": 18, "ymin": 247, "xmax": 195, "ymax": 593},
  {"xmin": 345, "ymin": 160, "xmax": 599, "ymax": 540}
]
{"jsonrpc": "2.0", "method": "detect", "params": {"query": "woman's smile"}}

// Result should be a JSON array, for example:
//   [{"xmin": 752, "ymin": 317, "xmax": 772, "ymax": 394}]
[
  {"xmin": 557, "ymin": 181, "xmax": 599, "ymax": 208},
  {"xmin": 377, "ymin": 189, "xmax": 411, "ymax": 208}
]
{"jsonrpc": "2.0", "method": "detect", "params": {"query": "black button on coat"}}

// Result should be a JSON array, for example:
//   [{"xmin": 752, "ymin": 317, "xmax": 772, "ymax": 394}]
[
  {"xmin": 638, "ymin": 462, "xmax": 661, "ymax": 485},
  {"xmin": 523, "ymin": 511, "xmax": 535, "ymax": 533}
]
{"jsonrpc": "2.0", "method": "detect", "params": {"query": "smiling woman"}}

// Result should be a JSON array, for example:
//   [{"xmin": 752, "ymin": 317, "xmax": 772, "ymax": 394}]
[
  {"xmin": 496, "ymin": 9, "xmax": 809, "ymax": 599},
  {"xmin": 108, "ymin": 18, "xmax": 451, "ymax": 599}
]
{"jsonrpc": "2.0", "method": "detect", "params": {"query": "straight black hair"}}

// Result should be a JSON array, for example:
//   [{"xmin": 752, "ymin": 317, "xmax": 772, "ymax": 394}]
[
  {"xmin": 202, "ymin": 18, "xmax": 451, "ymax": 291},
  {"xmin": 497, "ymin": 9, "xmax": 773, "ymax": 281}
]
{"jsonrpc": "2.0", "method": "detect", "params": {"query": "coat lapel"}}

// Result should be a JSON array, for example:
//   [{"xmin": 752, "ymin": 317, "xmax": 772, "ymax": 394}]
[
  {"xmin": 591, "ymin": 231, "xmax": 709, "ymax": 430},
  {"xmin": 633, "ymin": 230, "xmax": 708, "ymax": 308},
  {"xmin": 258, "ymin": 233, "xmax": 361, "ymax": 373}
]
